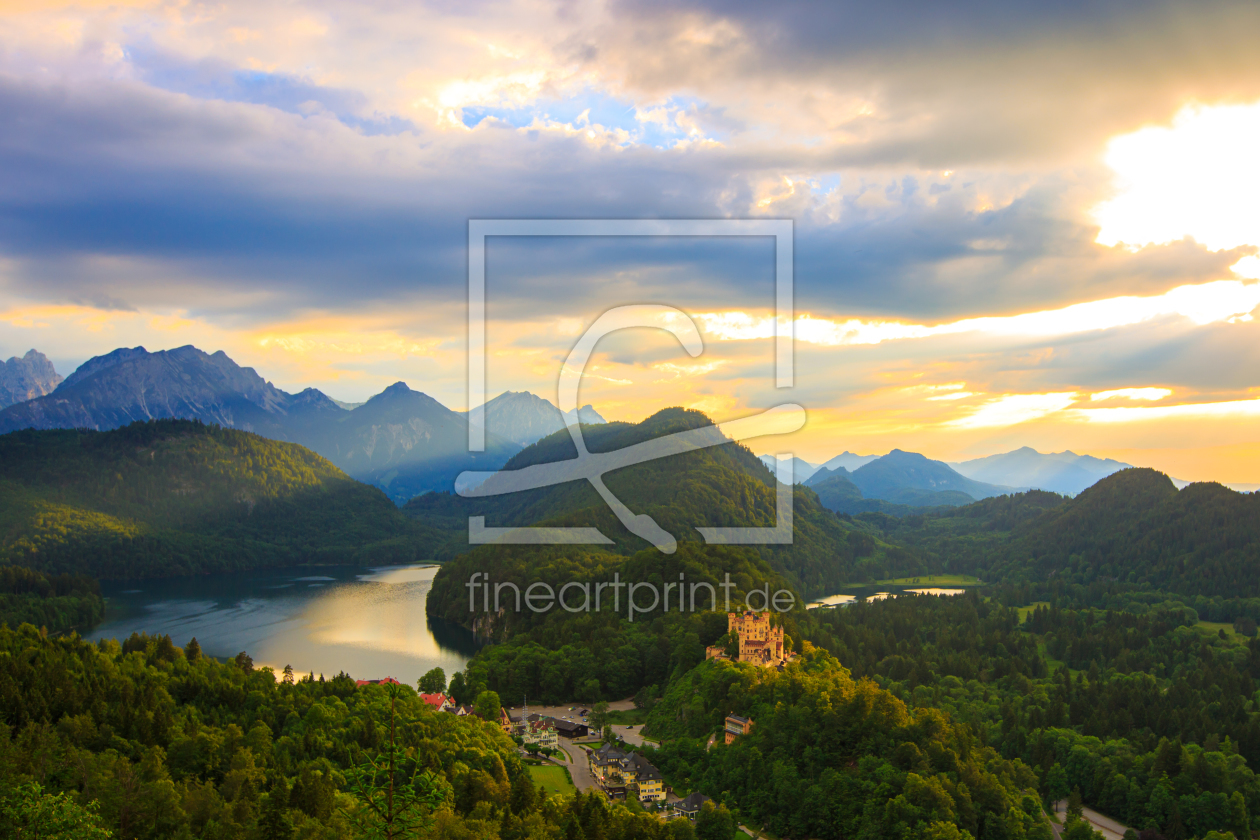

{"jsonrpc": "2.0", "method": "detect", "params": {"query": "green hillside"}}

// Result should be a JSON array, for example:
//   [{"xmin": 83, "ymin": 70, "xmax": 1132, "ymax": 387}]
[
  {"xmin": 873, "ymin": 468, "xmax": 1260, "ymax": 599},
  {"xmin": 643, "ymin": 650, "xmax": 1053, "ymax": 839},
  {"xmin": 410, "ymin": 408, "xmax": 920, "ymax": 602},
  {"xmin": 0, "ymin": 419, "xmax": 432, "ymax": 580}
]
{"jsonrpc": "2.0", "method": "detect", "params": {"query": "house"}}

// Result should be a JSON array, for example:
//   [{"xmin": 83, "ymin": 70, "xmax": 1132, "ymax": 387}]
[
  {"xmin": 705, "ymin": 611, "xmax": 791, "ymax": 667},
  {"xmin": 355, "ymin": 677, "xmax": 402, "ymax": 687},
  {"xmin": 724, "ymin": 714, "xmax": 752, "ymax": 745},
  {"xmin": 675, "ymin": 792, "xmax": 711, "ymax": 820},
  {"xmin": 552, "ymin": 719, "xmax": 589, "ymax": 738},
  {"xmin": 587, "ymin": 742, "xmax": 665, "ymax": 801},
  {"xmin": 419, "ymin": 692, "xmax": 452, "ymax": 710},
  {"xmin": 628, "ymin": 753, "xmax": 665, "ymax": 802},
  {"xmin": 452, "ymin": 704, "xmax": 475, "ymax": 717},
  {"xmin": 499, "ymin": 707, "xmax": 515, "ymax": 733},
  {"xmin": 522, "ymin": 716, "xmax": 558, "ymax": 750}
]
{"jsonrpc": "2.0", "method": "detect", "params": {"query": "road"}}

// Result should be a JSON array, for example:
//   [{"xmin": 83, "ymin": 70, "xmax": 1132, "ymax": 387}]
[
  {"xmin": 1052, "ymin": 801, "xmax": 1130, "ymax": 840},
  {"xmin": 553, "ymin": 742, "xmax": 598, "ymax": 793}
]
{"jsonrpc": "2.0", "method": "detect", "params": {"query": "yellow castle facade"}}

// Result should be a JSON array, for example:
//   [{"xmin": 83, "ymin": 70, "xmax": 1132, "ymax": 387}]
[{"xmin": 705, "ymin": 611, "xmax": 791, "ymax": 667}]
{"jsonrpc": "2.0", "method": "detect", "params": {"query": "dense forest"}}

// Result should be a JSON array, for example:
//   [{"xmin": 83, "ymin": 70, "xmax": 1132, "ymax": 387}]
[
  {"xmin": 0, "ymin": 420, "xmax": 433, "ymax": 581},
  {"xmin": 409, "ymin": 408, "xmax": 921, "ymax": 599},
  {"xmin": 877, "ymin": 470, "xmax": 1260, "ymax": 599},
  {"xmin": 778, "ymin": 591, "xmax": 1260, "ymax": 839},
  {"xmin": 645, "ymin": 647, "xmax": 1052, "ymax": 840},
  {"xmin": 0, "ymin": 623, "xmax": 732, "ymax": 840},
  {"xmin": 0, "ymin": 565, "xmax": 103, "ymax": 634},
  {"xmin": 7, "ymin": 416, "xmax": 1260, "ymax": 839}
]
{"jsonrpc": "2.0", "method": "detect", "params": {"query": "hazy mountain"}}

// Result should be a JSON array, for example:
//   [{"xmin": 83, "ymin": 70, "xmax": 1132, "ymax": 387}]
[
  {"xmin": 0, "ymin": 345, "xmax": 519, "ymax": 504},
  {"xmin": 851, "ymin": 449, "xmax": 1016, "ymax": 504},
  {"xmin": 820, "ymin": 451, "xmax": 881, "ymax": 472},
  {"xmin": 802, "ymin": 465, "xmax": 848, "ymax": 487},
  {"xmin": 0, "ymin": 350, "xmax": 62, "ymax": 409},
  {"xmin": 950, "ymin": 446, "xmax": 1133, "ymax": 496},
  {"xmin": 0, "ymin": 345, "xmax": 322, "ymax": 437},
  {"xmin": 758, "ymin": 454, "xmax": 821, "ymax": 482},
  {"xmin": 471, "ymin": 390, "xmax": 607, "ymax": 447},
  {"xmin": 308, "ymin": 381, "xmax": 520, "ymax": 503},
  {"xmin": 567, "ymin": 404, "xmax": 606, "ymax": 426},
  {"xmin": 805, "ymin": 462, "xmax": 979, "ymax": 514}
]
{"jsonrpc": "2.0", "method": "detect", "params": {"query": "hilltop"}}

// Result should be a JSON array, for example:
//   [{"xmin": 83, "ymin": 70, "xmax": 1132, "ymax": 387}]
[
  {"xmin": 0, "ymin": 419, "xmax": 429, "ymax": 579},
  {"xmin": 411, "ymin": 407, "xmax": 919, "ymax": 606},
  {"xmin": 870, "ymin": 467, "xmax": 1260, "ymax": 599}
]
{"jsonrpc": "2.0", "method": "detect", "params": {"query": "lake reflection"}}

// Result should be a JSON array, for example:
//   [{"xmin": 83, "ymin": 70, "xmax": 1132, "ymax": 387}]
[{"xmin": 90, "ymin": 565, "xmax": 478, "ymax": 685}]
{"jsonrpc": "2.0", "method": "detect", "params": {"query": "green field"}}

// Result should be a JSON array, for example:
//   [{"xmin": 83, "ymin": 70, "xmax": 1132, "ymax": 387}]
[
  {"xmin": 873, "ymin": 574, "xmax": 984, "ymax": 586},
  {"xmin": 1195, "ymin": 620, "xmax": 1253, "ymax": 643},
  {"xmin": 1016, "ymin": 602, "xmax": 1051, "ymax": 622},
  {"xmin": 526, "ymin": 764, "xmax": 577, "ymax": 797}
]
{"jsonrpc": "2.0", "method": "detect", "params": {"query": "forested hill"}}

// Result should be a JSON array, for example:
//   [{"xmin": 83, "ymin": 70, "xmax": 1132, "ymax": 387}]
[
  {"xmin": 413, "ymin": 407, "xmax": 920, "ymax": 604},
  {"xmin": 0, "ymin": 419, "xmax": 430, "ymax": 580},
  {"xmin": 877, "ymin": 467, "xmax": 1260, "ymax": 598}
]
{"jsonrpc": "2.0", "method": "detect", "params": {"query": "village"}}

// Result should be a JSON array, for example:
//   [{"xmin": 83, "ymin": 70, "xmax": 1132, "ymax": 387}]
[{"xmin": 387, "ymin": 611, "xmax": 787, "ymax": 821}]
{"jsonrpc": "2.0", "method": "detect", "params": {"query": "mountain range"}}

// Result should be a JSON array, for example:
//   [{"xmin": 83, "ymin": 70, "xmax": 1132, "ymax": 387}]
[
  {"xmin": 801, "ymin": 449, "xmax": 1017, "ymax": 513},
  {"xmin": 0, "ymin": 350, "xmax": 62, "ymax": 409},
  {"xmin": 950, "ymin": 446, "xmax": 1134, "ymax": 496},
  {"xmin": 0, "ymin": 345, "xmax": 605, "ymax": 504}
]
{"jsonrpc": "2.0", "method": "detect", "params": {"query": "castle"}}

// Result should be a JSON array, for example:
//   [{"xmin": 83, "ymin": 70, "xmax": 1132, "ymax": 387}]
[{"xmin": 705, "ymin": 611, "xmax": 790, "ymax": 667}]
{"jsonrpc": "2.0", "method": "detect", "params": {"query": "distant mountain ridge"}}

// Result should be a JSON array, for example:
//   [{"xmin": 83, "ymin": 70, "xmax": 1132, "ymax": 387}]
[
  {"xmin": 0, "ymin": 346, "xmax": 309, "ymax": 438},
  {"xmin": 951, "ymin": 446, "xmax": 1133, "ymax": 496},
  {"xmin": 0, "ymin": 345, "xmax": 603, "ymax": 504},
  {"xmin": 0, "ymin": 350, "xmax": 62, "ymax": 409},
  {"xmin": 851, "ymin": 449, "xmax": 1017, "ymax": 502},
  {"xmin": 800, "ymin": 453, "xmax": 1008, "ymax": 514},
  {"xmin": 470, "ymin": 390, "xmax": 606, "ymax": 447},
  {"xmin": 820, "ymin": 451, "xmax": 880, "ymax": 472},
  {"xmin": 758, "ymin": 454, "xmax": 821, "ymax": 482}
]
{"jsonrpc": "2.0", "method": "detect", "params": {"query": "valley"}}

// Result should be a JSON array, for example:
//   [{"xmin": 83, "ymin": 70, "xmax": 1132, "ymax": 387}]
[{"xmin": 2, "ymin": 348, "xmax": 1260, "ymax": 840}]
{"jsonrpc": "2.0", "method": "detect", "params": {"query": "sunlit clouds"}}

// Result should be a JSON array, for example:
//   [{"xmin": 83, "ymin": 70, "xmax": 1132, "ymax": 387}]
[
  {"xmin": 947, "ymin": 393, "xmax": 1079, "ymax": 429},
  {"xmin": 1094, "ymin": 102, "xmax": 1260, "ymax": 253},
  {"xmin": 1090, "ymin": 388, "xmax": 1172, "ymax": 402},
  {"xmin": 3, "ymin": 1, "xmax": 1260, "ymax": 484},
  {"xmin": 693, "ymin": 278, "xmax": 1260, "ymax": 347}
]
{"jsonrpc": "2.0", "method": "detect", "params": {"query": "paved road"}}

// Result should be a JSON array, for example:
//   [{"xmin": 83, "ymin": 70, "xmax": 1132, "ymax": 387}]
[
  {"xmin": 1053, "ymin": 801, "xmax": 1129, "ymax": 840},
  {"xmin": 555, "ymin": 742, "xmax": 598, "ymax": 793}
]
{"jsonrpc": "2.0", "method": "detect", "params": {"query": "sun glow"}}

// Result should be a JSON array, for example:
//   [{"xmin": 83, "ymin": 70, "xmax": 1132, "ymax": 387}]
[{"xmin": 1094, "ymin": 101, "xmax": 1260, "ymax": 252}]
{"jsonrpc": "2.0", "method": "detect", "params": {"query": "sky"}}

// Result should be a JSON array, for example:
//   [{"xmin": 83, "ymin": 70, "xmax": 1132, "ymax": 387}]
[{"xmin": 2, "ymin": 0, "xmax": 1260, "ymax": 483}]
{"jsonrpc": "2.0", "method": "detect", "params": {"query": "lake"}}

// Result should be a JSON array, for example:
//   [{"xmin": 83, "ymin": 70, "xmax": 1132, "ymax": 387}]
[{"xmin": 89, "ymin": 564, "xmax": 479, "ymax": 686}]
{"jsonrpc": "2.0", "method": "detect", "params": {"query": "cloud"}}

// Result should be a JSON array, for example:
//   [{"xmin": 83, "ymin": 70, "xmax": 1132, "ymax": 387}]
[
  {"xmin": 1094, "ymin": 102, "xmax": 1260, "ymax": 252},
  {"xmin": 946, "ymin": 392, "xmax": 1078, "ymax": 429},
  {"xmin": 1090, "ymin": 387, "xmax": 1171, "ymax": 402},
  {"xmin": 691, "ymin": 278, "xmax": 1260, "ymax": 347}
]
